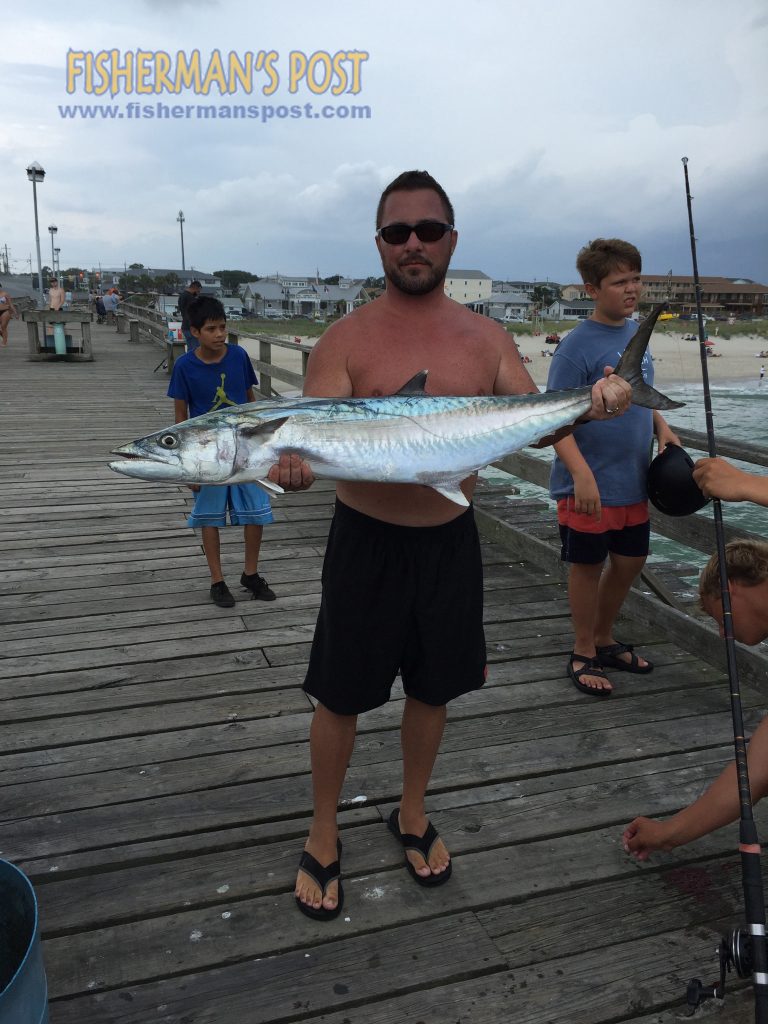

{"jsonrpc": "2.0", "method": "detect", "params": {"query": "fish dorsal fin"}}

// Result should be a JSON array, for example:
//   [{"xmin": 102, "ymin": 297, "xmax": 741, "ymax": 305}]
[{"xmin": 395, "ymin": 371, "xmax": 429, "ymax": 395}]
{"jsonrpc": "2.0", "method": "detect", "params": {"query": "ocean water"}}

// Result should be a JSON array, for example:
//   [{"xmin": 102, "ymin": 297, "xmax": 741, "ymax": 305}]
[{"xmin": 481, "ymin": 378, "xmax": 768, "ymax": 580}]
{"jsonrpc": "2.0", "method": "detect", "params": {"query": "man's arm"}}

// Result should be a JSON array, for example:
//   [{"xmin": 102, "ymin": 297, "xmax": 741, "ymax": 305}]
[
  {"xmin": 693, "ymin": 458, "xmax": 768, "ymax": 506},
  {"xmin": 623, "ymin": 716, "xmax": 768, "ymax": 860}
]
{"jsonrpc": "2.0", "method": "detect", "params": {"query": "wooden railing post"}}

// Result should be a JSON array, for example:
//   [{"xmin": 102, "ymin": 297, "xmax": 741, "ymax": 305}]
[{"xmin": 259, "ymin": 338, "xmax": 272, "ymax": 397}]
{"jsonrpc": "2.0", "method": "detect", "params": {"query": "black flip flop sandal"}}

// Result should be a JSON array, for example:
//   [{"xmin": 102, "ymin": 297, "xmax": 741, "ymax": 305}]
[
  {"xmin": 387, "ymin": 807, "xmax": 452, "ymax": 887},
  {"xmin": 596, "ymin": 641, "xmax": 653, "ymax": 674},
  {"xmin": 295, "ymin": 839, "xmax": 343, "ymax": 920},
  {"xmin": 568, "ymin": 652, "xmax": 612, "ymax": 698}
]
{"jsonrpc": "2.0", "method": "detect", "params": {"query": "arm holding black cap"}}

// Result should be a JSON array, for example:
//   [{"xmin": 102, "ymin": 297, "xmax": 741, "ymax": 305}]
[{"xmin": 693, "ymin": 458, "xmax": 768, "ymax": 506}]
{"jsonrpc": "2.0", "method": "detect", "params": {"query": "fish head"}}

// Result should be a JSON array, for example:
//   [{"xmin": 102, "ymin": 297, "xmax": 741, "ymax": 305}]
[{"xmin": 109, "ymin": 418, "xmax": 239, "ymax": 483}]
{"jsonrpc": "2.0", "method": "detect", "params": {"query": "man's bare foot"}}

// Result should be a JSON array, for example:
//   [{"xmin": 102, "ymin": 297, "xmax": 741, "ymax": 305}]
[
  {"xmin": 295, "ymin": 826, "xmax": 341, "ymax": 915},
  {"xmin": 399, "ymin": 809, "xmax": 450, "ymax": 878}
]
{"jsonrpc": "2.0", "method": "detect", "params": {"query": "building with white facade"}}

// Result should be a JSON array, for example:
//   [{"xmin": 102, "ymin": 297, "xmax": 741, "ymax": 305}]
[{"xmin": 444, "ymin": 269, "xmax": 492, "ymax": 305}]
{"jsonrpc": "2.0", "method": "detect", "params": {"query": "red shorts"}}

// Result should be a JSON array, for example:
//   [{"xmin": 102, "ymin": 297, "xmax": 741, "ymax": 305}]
[
  {"xmin": 556, "ymin": 499, "xmax": 649, "ymax": 533},
  {"xmin": 557, "ymin": 499, "xmax": 650, "ymax": 564}
]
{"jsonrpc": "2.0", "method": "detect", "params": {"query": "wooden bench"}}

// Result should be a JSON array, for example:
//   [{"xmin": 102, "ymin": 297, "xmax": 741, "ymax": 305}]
[{"xmin": 23, "ymin": 309, "xmax": 94, "ymax": 361}]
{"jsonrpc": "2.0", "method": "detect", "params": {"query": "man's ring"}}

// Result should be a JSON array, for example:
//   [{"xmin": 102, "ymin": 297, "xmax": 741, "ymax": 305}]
[{"xmin": 607, "ymin": 407, "xmax": 618, "ymax": 414}]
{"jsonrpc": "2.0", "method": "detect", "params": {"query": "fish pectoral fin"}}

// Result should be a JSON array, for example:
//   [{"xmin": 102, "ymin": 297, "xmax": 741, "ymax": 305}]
[
  {"xmin": 239, "ymin": 416, "xmax": 290, "ymax": 438},
  {"xmin": 255, "ymin": 477, "xmax": 284, "ymax": 495},
  {"xmin": 431, "ymin": 483, "xmax": 470, "ymax": 507}
]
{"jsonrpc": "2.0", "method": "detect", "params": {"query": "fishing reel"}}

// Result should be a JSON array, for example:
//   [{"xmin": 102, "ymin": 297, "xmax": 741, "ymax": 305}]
[{"xmin": 685, "ymin": 927, "xmax": 753, "ymax": 1013}]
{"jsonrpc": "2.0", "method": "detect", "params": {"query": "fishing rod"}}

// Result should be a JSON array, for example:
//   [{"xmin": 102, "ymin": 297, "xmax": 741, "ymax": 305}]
[{"xmin": 680, "ymin": 157, "xmax": 768, "ymax": 1021}]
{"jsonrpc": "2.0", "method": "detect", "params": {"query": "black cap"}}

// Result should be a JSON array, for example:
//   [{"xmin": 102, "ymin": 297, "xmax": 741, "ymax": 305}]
[{"xmin": 647, "ymin": 443, "xmax": 710, "ymax": 517}]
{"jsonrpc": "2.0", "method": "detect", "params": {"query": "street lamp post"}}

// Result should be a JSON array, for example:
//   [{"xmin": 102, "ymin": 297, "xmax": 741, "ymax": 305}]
[
  {"xmin": 54, "ymin": 247, "xmax": 61, "ymax": 283},
  {"xmin": 177, "ymin": 210, "xmax": 186, "ymax": 272},
  {"xmin": 26, "ymin": 162, "xmax": 46, "ymax": 308},
  {"xmin": 48, "ymin": 224, "xmax": 58, "ymax": 286}
]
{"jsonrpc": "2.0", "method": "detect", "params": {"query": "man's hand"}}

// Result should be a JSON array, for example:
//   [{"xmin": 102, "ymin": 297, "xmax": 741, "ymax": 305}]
[
  {"xmin": 268, "ymin": 453, "xmax": 315, "ymax": 491},
  {"xmin": 584, "ymin": 369, "xmax": 632, "ymax": 421},
  {"xmin": 693, "ymin": 457, "xmax": 760, "ymax": 503}
]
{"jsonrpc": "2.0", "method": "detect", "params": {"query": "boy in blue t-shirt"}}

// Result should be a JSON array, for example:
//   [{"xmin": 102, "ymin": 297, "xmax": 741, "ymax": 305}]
[
  {"xmin": 167, "ymin": 295, "xmax": 276, "ymax": 607},
  {"xmin": 547, "ymin": 238, "xmax": 678, "ymax": 697}
]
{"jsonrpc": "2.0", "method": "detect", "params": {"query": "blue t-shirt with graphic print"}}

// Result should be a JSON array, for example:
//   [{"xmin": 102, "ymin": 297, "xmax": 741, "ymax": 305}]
[
  {"xmin": 547, "ymin": 318, "xmax": 655, "ymax": 507},
  {"xmin": 167, "ymin": 344, "xmax": 258, "ymax": 418}
]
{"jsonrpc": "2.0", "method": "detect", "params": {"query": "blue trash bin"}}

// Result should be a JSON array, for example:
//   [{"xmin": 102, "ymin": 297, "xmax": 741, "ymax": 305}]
[{"xmin": 0, "ymin": 860, "xmax": 49, "ymax": 1024}]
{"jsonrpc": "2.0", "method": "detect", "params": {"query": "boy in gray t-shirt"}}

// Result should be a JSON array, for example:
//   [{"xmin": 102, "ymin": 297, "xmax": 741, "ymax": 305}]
[{"xmin": 547, "ymin": 238, "xmax": 678, "ymax": 698}]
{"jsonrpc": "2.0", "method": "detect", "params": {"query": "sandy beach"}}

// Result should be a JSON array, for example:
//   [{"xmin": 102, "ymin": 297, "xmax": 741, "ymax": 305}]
[
  {"xmin": 518, "ymin": 329, "xmax": 768, "ymax": 389},
  {"xmin": 244, "ymin": 329, "xmax": 768, "ymax": 394}
]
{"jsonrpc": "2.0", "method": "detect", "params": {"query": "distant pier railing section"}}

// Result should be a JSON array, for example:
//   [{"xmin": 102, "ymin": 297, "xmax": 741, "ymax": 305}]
[{"xmin": 122, "ymin": 300, "xmax": 311, "ymax": 388}]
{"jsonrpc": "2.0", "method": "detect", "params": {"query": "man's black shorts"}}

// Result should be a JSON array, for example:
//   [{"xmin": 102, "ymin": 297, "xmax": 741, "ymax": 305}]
[{"xmin": 303, "ymin": 499, "xmax": 487, "ymax": 715}]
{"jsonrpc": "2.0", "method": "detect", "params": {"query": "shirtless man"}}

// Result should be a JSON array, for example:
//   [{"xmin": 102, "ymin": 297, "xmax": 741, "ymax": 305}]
[
  {"xmin": 0, "ymin": 283, "xmax": 17, "ymax": 346},
  {"xmin": 48, "ymin": 279, "xmax": 66, "ymax": 311},
  {"xmin": 270, "ymin": 170, "xmax": 632, "ymax": 920}
]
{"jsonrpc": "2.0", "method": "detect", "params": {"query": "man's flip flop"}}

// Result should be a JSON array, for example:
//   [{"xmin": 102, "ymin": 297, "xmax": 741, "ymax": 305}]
[
  {"xmin": 295, "ymin": 839, "xmax": 343, "ymax": 920},
  {"xmin": 596, "ymin": 641, "xmax": 653, "ymax": 674},
  {"xmin": 567, "ymin": 652, "xmax": 612, "ymax": 698},
  {"xmin": 387, "ymin": 807, "xmax": 452, "ymax": 887}
]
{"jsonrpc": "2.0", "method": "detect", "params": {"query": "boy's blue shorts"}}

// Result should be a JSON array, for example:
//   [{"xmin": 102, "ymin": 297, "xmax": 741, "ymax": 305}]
[{"xmin": 188, "ymin": 483, "xmax": 274, "ymax": 528}]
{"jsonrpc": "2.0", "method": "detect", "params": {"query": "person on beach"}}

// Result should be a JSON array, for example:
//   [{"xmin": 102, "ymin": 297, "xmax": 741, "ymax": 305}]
[
  {"xmin": 0, "ymin": 283, "xmax": 17, "ymax": 346},
  {"xmin": 693, "ymin": 458, "xmax": 768, "ymax": 507},
  {"xmin": 178, "ymin": 279, "xmax": 202, "ymax": 352},
  {"xmin": 267, "ymin": 171, "xmax": 634, "ymax": 920},
  {"xmin": 48, "ymin": 278, "xmax": 65, "ymax": 311},
  {"xmin": 167, "ymin": 295, "xmax": 276, "ymax": 607},
  {"xmin": 622, "ymin": 538, "xmax": 768, "ymax": 859},
  {"xmin": 546, "ymin": 238, "xmax": 680, "ymax": 698}
]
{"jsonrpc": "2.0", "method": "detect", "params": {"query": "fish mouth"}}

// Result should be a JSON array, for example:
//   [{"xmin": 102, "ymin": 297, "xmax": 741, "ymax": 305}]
[{"xmin": 109, "ymin": 442, "xmax": 180, "ymax": 479}]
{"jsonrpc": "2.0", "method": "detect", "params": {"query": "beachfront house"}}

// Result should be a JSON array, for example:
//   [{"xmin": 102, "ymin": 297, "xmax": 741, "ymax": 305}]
[
  {"xmin": 640, "ymin": 275, "xmax": 767, "ymax": 319},
  {"xmin": 486, "ymin": 291, "xmax": 533, "ymax": 320},
  {"xmin": 240, "ymin": 275, "xmax": 369, "ymax": 318},
  {"xmin": 444, "ymin": 269, "xmax": 492, "ymax": 306},
  {"xmin": 546, "ymin": 298, "xmax": 595, "ymax": 320},
  {"xmin": 561, "ymin": 283, "xmax": 589, "ymax": 301}
]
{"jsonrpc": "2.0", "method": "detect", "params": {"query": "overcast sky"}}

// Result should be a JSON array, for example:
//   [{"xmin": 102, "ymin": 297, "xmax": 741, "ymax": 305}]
[{"xmin": 3, "ymin": 0, "xmax": 767, "ymax": 285}]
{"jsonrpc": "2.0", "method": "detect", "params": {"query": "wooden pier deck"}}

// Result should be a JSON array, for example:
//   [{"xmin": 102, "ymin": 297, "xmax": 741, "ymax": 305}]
[{"xmin": 1, "ymin": 318, "xmax": 767, "ymax": 1023}]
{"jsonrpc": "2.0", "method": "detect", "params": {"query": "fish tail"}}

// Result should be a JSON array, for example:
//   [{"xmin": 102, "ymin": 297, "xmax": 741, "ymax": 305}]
[{"xmin": 614, "ymin": 304, "xmax": 685, "ymax": 411}]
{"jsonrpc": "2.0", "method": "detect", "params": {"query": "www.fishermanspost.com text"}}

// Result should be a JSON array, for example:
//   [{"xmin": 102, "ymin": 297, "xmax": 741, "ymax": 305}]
[{"xmin": 57, "ymin": 101, "xmax": 372, "ymax": 121}]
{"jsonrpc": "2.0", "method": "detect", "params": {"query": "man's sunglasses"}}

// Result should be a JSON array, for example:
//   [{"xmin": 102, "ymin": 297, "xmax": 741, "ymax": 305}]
[{"xmin": 377, "ymin": 220, "xmax": 454, "ymax": 245}]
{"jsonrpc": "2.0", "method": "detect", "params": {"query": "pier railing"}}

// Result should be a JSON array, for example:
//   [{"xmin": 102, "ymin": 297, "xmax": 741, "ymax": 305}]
[{"xmin": 122, "ymin": 301, "xmax": 312, "ymax": 389}]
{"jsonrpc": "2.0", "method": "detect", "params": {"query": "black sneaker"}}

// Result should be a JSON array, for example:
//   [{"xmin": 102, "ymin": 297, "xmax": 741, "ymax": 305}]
[
  {"xmin": 210, "ymin": 581, "xmax": 235, "ymax": 608},
  {"xmin": 240, "ymin": 571, "xmax": 276, "ymax": 601}
]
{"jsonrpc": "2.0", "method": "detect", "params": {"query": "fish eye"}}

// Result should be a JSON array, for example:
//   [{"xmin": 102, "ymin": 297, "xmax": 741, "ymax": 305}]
[{"xmin": 159, "ymin": 433, "xmax": 178, "ymax": 449}]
